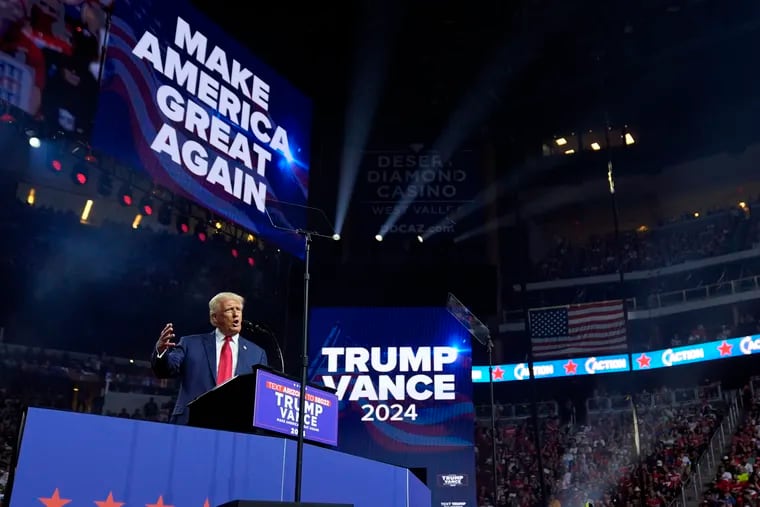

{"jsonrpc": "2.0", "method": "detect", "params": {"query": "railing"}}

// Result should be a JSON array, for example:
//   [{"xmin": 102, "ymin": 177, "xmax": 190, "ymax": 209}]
[
  {"xmin": 627, "ymin": 274, "xmax": 760, "ymax": 311},
  {"xmin": 475, "ymin": 400, "xmax": 559, "ymax": 420},
  {"xmin": 667, "ymin": 390, "xmax": 742, "ymax": 507},
  {"xmin": 586, "ymin": 383, "xmax": 722, "ymax": 415},
  {"xmin": 498, "ymin": 275, "xmax": 760, "ymax": 329}
]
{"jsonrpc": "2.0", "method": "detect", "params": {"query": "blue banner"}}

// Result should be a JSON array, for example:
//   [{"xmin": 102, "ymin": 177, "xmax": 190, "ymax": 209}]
[
  {"xmin": 308, "ymin": 307, "xmax": 477, "ymax": 507},
  {"xmin": 92, "ymin": 0, "xmax": 312, "ymax": 257},
  {"xmin": 253, "ymin": 369, "xmax": 339, "ymax": 446},
  {"xmin": 631, "ymin": 336, "xmax": 752, "ymax": 371},
  {"xmin": 10, "ymin": 408, "xmax": 429, "ymax": 507},
  {"xmin": 470, "ymin": 334, "xmax": 760, "ymax": 381},
  {"xmin": 472, "ymin": 353, "xmax": 630, "ymax": 382}
]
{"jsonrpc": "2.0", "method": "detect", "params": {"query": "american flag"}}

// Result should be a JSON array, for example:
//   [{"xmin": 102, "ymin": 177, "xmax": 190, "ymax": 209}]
[{"xmin": 528, "ymin": 300, "xmax": 627, "ymax": 358}]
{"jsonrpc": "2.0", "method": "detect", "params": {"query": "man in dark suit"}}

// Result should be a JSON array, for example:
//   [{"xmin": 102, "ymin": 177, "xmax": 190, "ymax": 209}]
[{"xmin": 151, "ymin": 291, "xmax": 268, "ymax": 424}]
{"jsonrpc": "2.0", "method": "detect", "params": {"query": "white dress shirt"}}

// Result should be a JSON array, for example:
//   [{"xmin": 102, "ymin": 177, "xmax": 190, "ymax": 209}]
[{"xmin": 215, "ymin": 328, "xmax": 239, "ymax": 378}]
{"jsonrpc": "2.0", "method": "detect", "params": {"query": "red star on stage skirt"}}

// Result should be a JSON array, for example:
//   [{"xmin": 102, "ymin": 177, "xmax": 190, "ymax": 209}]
[
  {"xmin": 39, "ymin": 489, "xmax": 72, "ymax": 507},
  {"xmin": 147, "ymin": 496, "xmax": 174, "ymax": 507},
  {"xmin": 95, "ymin": 492, "xmax": 125, "ymax": 507}
]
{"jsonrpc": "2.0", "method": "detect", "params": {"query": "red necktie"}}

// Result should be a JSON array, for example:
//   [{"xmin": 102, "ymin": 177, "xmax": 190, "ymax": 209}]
[{"xmin": 217, "ymin": 336, "xmax": 233, "ymax": 385}]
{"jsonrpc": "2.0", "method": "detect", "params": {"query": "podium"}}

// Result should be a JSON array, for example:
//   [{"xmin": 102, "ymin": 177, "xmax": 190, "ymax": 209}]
[
  {"xmin": 187, "ymin": 367, "xmax": 339, "ymax": 447},
  {"xmin": 7, "ymin": 408, "xmax": 430, "ymax": 507},
  {"xmin": 187, "ymin": 371, "xmax": 259, "ymax": 433}
]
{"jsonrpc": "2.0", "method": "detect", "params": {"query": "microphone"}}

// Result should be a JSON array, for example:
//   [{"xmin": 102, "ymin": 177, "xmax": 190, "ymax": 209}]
[
  {"xmin": 243, "ymin": 320, "xmax": 285, "ymax": 373},
  {"xmin": 244, "ymin": 320, "xmax": 267, "ymax": 333}
]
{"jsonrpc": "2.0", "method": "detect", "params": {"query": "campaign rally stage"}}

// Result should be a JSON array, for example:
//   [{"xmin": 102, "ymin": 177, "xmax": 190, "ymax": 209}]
[{"xmin": 8, "ymin": 408, "xmax": 429, "ymax": 507}]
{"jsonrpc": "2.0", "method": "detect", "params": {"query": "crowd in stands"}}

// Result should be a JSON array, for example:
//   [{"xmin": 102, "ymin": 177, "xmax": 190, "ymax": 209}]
[
  {"xmin": 703, "ymin": 395, "xmax": 760, "ymax": 506},
  {"xmin": 0, "ymin": 342, "xmax": 179, "ymax": 498},
  {"xmin": 476, "ymin": 386, "xmax": 727, "ymax": 507},
  {"xmin": 534, "ymin": 202, "xmax": 759, "ymax": 282}
]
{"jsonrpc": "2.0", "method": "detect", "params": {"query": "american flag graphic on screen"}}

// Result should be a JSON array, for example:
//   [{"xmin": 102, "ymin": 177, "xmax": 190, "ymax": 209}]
[{"xmin": 529, "ymin": 300, "xmax": 627, "ymax": 358}]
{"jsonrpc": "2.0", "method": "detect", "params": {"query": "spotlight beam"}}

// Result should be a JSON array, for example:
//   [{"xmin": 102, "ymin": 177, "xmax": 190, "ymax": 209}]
[
  {"xmin": 334, "ymin": 1, "xmax": 402, "ymax": 235},
  {"xmin": 454, "ymin": 178, "xmax": 609, "ymax": 243},
  {"xmin": 422, "ymin": 155, "xmax": 565, "ymax": 240},
  {"xmin": 379, "ymin": 4, "xmax": 571, "ymax": 238}
]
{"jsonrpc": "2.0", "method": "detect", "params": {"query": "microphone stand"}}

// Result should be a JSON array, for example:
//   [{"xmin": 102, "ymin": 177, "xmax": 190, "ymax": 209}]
[
  {"xmin": 246, "ymin": 321, "xmax": 286, "ymax": 373},
  {"xmin": 445, "ymin": 294, "xmax": 498, "ymax": 507},
  {"xmin": 293, "ymin": 230, "xmax": 312, "ymax": 503},
  {"xmin": 261, "ymin": 203, "xmax": 337, "ymax": 504}
]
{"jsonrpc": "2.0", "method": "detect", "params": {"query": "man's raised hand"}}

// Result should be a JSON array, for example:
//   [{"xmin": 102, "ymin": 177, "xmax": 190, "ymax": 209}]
[{"xmin": 156, "ymin": 323, "xmax": 176, "ymax": 354}]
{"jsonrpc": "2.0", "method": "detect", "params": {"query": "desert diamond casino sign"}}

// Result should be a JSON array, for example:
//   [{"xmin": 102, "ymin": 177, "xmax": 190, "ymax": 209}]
[
  {"xmin": 92, "ymin": 0, "xmax": 312, "ymax": 257},
  {"xmin": 360, "ymin": 145, "xmax": 478, "ymax": 236}
]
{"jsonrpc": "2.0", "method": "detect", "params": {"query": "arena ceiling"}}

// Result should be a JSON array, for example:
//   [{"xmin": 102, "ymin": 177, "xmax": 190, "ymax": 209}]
[
  {"xmin": 193, "ymin": 0, "xmax": 760, "ymax": 153},
  {"xmin": 189, "ymin": 0, "xmax": 760, "ymax": 224}
]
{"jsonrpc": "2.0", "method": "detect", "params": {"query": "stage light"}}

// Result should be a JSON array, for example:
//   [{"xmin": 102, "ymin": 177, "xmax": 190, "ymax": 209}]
[
  {"xmin": 375, "ymin": 234, "xmax": 383, "ymax": 242},
  {"xmin": 246, "ymin": 233, "xmax": 255, "ymax": 242},
  {"xmin": 132, "ymin": 214, "xmax": 142, "ymax": 230},
  {"xmin": 140, "ymin": 196, "xmax": 154, "ymax": 216},
  {"xmin": 555, "ymin": 137, "xmax": 567, "ymax": 146},
  {"xmin": 214, "ymin": 220, "xmax": 223, "ymax": 230},
  {"xmin": 564, "ymin": 149, "xmax": 575, "ymax": 155},
  {"xmin": 81, "ymin": 199, "xmax": 94, "ymax": 223},
  {"xmin": 332, "ymin": 233, "xmax": 341, "ymax": 241},
  {"xmin": 51, "ymin": 159, "xmax": 62, "ymax": 172},
  {"xmin": 590, "ymin": 142, "xmax": 601, "ymax": 151},
  {"xmin": 28, "ymin": 136, "xmax": 40, "ymax": 148},
  {"xmin": 72, "ymin": 164, "xmax": 89, "ymax": 185},
  {"xmin": 118, "ymin": 184, "xmax": 133, "ymax": 207},
  {"xmin": 26, "ymin": 188, "xmax": 35, "ymax": 206},
  {"xmin": 247, "ymin": 256, "xmax": 255, "ymax": 266},
  {"xmin": 231, "ymin": 248, "xmax": 239, "ymax": 258},
  {"xmin": 416, "ymin": 235, "xmax": 423, "ymax": 243},
  {"xmin": 0, "ymin": 112, "xmax": 14, "ymax": 123},
  {"xmin": 195, "ymin": 223, "xmax": 207, "ymax": 242},
  {"xmin": 624, "ymin": 133, "xmax": 635, "ymax": 145},
  {"xmin": 176, "ymin": 216, "xmax": 189, "ymax": 234}
]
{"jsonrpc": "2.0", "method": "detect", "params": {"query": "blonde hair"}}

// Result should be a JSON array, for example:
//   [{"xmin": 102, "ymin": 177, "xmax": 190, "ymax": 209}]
[{"xmin": 208, "ymin": 292, "xmax": 245, "ymax": 318}]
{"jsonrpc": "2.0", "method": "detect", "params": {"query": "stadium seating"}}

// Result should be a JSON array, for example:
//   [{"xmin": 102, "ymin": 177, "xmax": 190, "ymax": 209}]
[
  {"xmin": 532, "ymin": 205, "xmax": 758, "ymax": 282},
  {"xmin": 474, "ymin": 384, "xmax": 739, "ymax": 507}
]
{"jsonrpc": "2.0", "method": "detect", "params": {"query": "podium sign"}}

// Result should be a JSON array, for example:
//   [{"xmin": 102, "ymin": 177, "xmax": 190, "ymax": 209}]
[{"xmin": 253, "ymin": 369, "xmax": 339, "ymax": 446}]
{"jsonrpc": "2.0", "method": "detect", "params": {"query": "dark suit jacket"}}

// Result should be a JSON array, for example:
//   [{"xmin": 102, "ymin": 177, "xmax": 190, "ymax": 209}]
[{"xmin": 150, "ymin": 331, "xmax": 268, "ymax": 425}]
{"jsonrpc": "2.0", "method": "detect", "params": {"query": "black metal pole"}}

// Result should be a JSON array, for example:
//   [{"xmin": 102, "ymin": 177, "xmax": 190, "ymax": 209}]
[
  {"xmin": 630, "ymin": 397, "xmax": 645, "ymax": 507},
  {"xmin": 487, "ymin": 340, "xmax": 499, "ymax": 506},
  {"xmin": 515, "ymin": 191, "xmax": 548, "ymax": 506},
  {"xmin": 606, "ymin": 156, "xmax": 625, "ymax": 289},
  {"xmin": 293, "ymin": 233, "xmax": 312, "ymax": 502}
]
